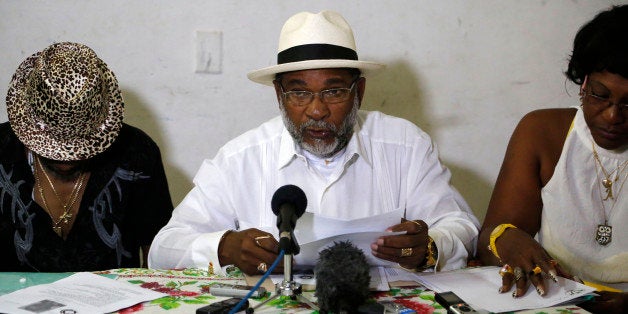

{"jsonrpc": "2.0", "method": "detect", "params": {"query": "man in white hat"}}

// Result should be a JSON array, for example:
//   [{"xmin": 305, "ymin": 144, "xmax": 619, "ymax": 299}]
[
  {"xmin": 149, "ymin": 11, "xmax": 479, "ymax": 275},
  {"xmin": 0, "ymin": 42, "xmax": 173, "ymax": 271}
]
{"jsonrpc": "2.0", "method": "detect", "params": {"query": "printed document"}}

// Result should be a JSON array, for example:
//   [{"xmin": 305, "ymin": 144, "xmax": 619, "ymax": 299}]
[
  {"xmin": 0, "ymin": 272, "xmax": 166, "ymax": 314},
  {"xmin": 269, "ymin": 266, "xmax": 391, "ymax": 292},
  {"xmin": 413, "ymin": 266, "xmax": 596, "ymax": 313},
  {"xmin": 294, "ymin": 231, "xmax": 405, "ymax": 268}
]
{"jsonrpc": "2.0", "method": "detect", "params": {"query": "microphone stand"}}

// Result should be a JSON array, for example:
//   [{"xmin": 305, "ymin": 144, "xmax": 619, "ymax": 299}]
[{"xmin": 252, "ymin": 232, "xmax": 319, "ymax": 311}]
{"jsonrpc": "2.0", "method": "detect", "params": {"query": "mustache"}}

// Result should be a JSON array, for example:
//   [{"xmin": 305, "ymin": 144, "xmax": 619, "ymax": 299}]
[{"xmin": 300, "ymin": 119, "xmax": 337, "ymax": 133}]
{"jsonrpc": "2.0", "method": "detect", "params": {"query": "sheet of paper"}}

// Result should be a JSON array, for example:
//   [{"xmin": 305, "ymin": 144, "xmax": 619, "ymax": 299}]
[
  {"xmin": 259, "ymin": 207, "xmax": 406, "ymax": 268},
  {"xmin": 414, "ymin": 266, "xmax": 596, "ymax": 313},
  {"xmin": 293, "ymin": 231, "xmax": 405, "ymax": 268},
  {"xmin": 0, "ymin": 272, "xmax": 167, "ymax": 314},
  {"xmin": 293, "ymin": 207, "xmax": 405, "ymax": 244},
  {"xmin": 382, "ymin": 266, "xmax": 426, "ymax": 285},
  {"xmin": 369, "ymin": 267, "xmax": 390, "ymax": 291},
  {"xmin": 265, "ymin": 208, "xmax": 406, "ymax": 292},
  {"xmin": 269, "ymin": 266, "xmax": 391, "ymax": 291}
]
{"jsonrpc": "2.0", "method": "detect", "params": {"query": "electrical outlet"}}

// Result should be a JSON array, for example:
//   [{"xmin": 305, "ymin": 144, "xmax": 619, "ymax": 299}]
[{"xmin": 195, "ymin": 30, "xmax": 222, "ymax": 74}]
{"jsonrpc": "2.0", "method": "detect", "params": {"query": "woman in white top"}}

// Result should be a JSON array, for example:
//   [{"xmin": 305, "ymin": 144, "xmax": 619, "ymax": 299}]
[{"xmin": 478, "ymin": 5, "xmax": 627, "ymax": 313}]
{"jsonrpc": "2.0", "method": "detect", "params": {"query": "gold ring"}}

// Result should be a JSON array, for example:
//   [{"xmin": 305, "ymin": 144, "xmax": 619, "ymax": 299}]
[
  {"xmin": 257, "ymin": 262, "xmax": 268, "ymax": 273},
  {"xmin": 401, "ymin": 247, "xmax": 413, "ymax": 257},
  {"xmin": 499, "ymin": 264, "xmax": 514, "ymax": 277},
  {"xmin": 254, "ymin": 235, "xmax": 272, "ymax": 247},
  {"xmin": 514, "ymin": 267, "xmax": 524, "ymax": 281},
  {"xmin": 531, "ymin": 266, "xmax": 542, "ymax": 275}
]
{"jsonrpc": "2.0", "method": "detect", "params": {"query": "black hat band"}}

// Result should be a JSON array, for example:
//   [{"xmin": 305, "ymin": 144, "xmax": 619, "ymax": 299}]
[{"xmin": 278, "ymin": 44, "xmax": 358, "ymax": 64}]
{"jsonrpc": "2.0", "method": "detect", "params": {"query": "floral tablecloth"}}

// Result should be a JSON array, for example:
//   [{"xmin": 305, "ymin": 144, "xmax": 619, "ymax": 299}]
[{"xmin": 96, "ymin": 268, "xmax": 589, "ymax": 314}]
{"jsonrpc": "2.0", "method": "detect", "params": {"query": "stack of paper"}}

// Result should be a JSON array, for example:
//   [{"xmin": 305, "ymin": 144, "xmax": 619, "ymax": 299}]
[
  {"xmin": 0, "ymin": 272, "xmax": 166, "ymax": 314},
  {"xmin": 413, "ymin": 266, "xmax": 596, "ymax": 313}
]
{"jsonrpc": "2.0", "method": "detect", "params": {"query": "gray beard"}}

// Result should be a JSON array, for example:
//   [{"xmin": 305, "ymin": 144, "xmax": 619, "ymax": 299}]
[{"xmin": 280, "ymin": 95, "xmax": 360, "ymax": 158}]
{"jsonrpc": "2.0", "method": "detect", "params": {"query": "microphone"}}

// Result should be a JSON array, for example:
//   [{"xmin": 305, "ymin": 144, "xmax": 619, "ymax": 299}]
[
  {"xmin": 271, "ymin": 184, "xmax": 307, "ymax": 253},
  {"xmin": 315, "ymin": 241, "xmax": 371, "ymax": 313}
]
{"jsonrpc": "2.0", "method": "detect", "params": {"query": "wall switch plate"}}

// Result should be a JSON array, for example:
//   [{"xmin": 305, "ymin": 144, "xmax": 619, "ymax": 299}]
[{"xmin": 195, "ymin": 30, "xmax": 222, "ymax": 74}]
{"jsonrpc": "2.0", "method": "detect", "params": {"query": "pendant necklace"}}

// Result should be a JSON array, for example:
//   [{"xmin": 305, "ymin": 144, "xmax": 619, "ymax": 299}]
[
  {"xmin": 591, "ymin": 143, "xmax": 628, "ymax": 201},
  {"xmin": 591, "ymin": 141, "xmax": 628, "ymax": 245},
  {"xmin": 34, "ymin": 157, "xmax": 86, "ymax": 237}
]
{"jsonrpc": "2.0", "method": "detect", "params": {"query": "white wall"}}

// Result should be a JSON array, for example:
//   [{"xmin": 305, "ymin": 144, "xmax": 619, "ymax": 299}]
[{"xmin": 1, "ymin": 0, "xmax": 624, "ymax": 220}]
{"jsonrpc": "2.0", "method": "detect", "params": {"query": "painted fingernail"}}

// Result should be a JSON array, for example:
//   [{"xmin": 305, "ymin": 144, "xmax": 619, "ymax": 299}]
[
  {"xmin": 512, "ymin": 289, "xmax": 523, "ymax": 298},
  {"xmin": 548, "ymin": 270, "xmax": 558, "ymax": 283},
  {"xmin": 536, "ymin": 287, "xmax": 545, "ymax": 296}
]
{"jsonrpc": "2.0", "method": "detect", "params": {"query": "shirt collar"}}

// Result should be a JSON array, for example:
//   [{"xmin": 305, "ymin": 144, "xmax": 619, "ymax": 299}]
[
  {"xmin": 348, "ymin": 119, "xmax": 372, "ymax": 166},
  {"xmin": 278, "ymin": 128, "xmax": 298, "ymax": 169}
]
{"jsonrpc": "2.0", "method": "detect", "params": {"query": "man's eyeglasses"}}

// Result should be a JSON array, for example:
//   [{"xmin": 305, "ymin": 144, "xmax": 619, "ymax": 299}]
[
  {"xmin": 279, "ymin": 79, "xmax": 359, "ymax": 106},
  {"xmin": 583, "ymin": 88, "xmax": 628, "ymax": 116}
]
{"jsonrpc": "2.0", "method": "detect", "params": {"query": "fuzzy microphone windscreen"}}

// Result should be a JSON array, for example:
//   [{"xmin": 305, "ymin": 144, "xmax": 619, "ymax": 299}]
[{"xmin": 315, "ymin": 240, "xmax": 371, "ymax": 313}]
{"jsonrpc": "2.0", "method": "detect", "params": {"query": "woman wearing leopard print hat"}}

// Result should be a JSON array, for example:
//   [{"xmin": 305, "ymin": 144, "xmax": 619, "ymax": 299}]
[{"xmin": 0, "ymin": 42, "xmax": 174, "ymax": 271}]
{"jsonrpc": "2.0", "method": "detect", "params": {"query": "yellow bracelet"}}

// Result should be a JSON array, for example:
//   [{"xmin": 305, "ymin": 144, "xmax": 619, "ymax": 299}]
[{"xmin": 488, "ymin": 224, "xmax": 517, "ymax": 260}]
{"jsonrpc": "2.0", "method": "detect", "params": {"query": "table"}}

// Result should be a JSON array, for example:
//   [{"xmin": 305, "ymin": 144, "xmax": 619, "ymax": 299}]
[
  {"xmin": 94, "ymin": 268, "xmax": 590, "ymax": 314},
  {"xmin": 0, "ymin": 268, "xmax": 591, "ymax": 313}
]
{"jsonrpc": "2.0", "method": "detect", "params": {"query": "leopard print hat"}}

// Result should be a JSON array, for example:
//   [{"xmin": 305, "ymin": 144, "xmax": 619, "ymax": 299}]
[{"xmin": 6, "ymin": 42, "xmax": 124, "ymax": 161}]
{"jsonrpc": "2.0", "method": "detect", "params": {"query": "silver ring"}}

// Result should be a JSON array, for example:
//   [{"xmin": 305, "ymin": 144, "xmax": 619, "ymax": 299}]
[
  {"xmin": 257, "ymin": 262, "xmax": 268, "ymax": 273},
  {"xmin": 514, "ymin": 267, "xmax": 524, "ymax": 281}
]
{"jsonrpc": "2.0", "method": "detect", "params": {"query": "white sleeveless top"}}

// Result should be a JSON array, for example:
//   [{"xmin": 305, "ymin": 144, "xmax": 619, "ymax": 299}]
[{"xmin": 539, "ymin": 107, "xmax": 628, "ymax": 291}]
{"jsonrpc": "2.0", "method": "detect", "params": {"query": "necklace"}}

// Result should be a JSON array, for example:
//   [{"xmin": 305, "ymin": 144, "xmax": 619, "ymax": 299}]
[
  {"xmin": 591, "ymin": 143, "xmax": 628, "ymax": 200},
  {"xmin": 591, "ymin": 142, "xmax": 628, "ymax": 245},
  {"xmin": 35, "ymin": 157, "xmax": 86, "ymax": 237}
]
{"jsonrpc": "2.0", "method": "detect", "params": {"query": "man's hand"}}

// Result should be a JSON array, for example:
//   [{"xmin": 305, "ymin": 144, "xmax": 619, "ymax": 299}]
[
  {"xmin": 580, "ymin": 291, "xmax": 627, "ymax": 314},
  {"xmin": 370, "ymin": 219, "xmax": 429, "ymax": 269},
  {"xmin": 218, "ymin": 228, "xmax": 282, "ymax": 275}
]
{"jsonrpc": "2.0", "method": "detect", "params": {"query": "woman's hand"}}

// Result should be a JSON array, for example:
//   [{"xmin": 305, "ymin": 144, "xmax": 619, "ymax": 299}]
[
  {"xmin": 371, "ymin": 219, "xmax": 429, "ymax": 269},
  {"xmin": 218, "ymin": 228, "xmax": 282, "ymax": 275},
  {"xmin": 495, "ymin": 228, "xmax": 572, "ymax": 297}
]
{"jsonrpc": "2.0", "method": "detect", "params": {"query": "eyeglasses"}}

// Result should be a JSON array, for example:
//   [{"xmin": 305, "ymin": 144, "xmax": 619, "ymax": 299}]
[
  {"xmin": 583, "ymin": 88, "xmax": 628, "ymax": 116},
  {"xmin": 279, "ymin": 79, "xmax": 359, "ymax": 106}
]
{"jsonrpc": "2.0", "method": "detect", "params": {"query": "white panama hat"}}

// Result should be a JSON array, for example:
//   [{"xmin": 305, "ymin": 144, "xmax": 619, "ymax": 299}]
[{"xmin": 247, "ymin": 10, "xmax": 385, "ymax": 86}]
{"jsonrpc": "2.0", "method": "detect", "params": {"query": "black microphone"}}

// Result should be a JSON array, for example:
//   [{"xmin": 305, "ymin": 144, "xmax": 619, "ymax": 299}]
[
  {"xmin": 271, "ymin": 184, "xmax": 307, "ymax": 253},
  {"xmin": 315, "ymin": 241, "xmax": 371, "ymax": 313}
]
